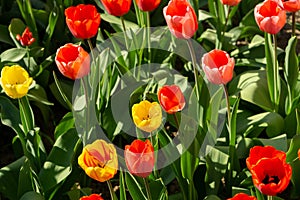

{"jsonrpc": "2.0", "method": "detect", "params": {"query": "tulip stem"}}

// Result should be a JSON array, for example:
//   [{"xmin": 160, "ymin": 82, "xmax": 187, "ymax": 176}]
[
  {"xmin": 292, "ymin": 12, "xmax": 296, "ymax": 36},
  {"xmin": 143, "ymin": 178, "xmax": 152, "ymax": 200},
  {"xmin": 82, "ymin": 77, "xmax": 90, "ymax": 145},
  {"xmin": 26, "ymin": 46, "xmax": 30, "ymax": 71},
  {"xmin": 87, "ymin": 39, "xmax": 95, "ymax": 62},
  {"xmin": 220, "ymin": 5, "xmax": 230, "ymax": 48},
  {"xmin": 107, "ymin": 180, "xmax": 117, "ymax": 200},
  {"xmin": 121, "ymin": 16, "xmax": 129, "ymax": 50},
  {"xmin": 186, "ymin": 39, "xmax": 199, "ymax": 99},
  {"xmin": 272, "ymin": 34, "xmax": 279, "ymax": 112},
  {"xmin": 267, "ymin": 196, "xmax": 274, "ymax": 200},
  {"xmin": 146, "ymin": 11, "xmax": 151, "ymax": 63}
]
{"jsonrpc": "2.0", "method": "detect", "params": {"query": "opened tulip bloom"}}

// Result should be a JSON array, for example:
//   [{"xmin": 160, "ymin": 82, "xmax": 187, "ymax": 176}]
[
  {"xmin": 125, "ymin": 139, "xmax": 155, "ymax": 178},
  {"xmin": 78, "ymin": 139, "xmax": 118, "ymax": 182},
  {"xmin": 158, "ymin": 85, "xmax": 185, "ymax": 114},
  {"xmin": 80, "ymin": 194, "xmax": 104, "ymax": 200},
  {"xmin": 220, "ymin": 0, "xmax": 241, "ymax": 6},
  {"xmin": 0, "ymin": 65, "xmax": 33, "ymax": 99},
  {"xmin": 132, "ymin": 100, "xmax": 162, "ymax": 132},
  {"xmin": 163, "ymin": 0, "xmax": 198, "ymax": 39},
  {"xmin": 16, "ymin": 27, "xmax": 35, "ymax": 46},
  {"xmin": 254, "ymin": 0, "xmax": 286, "ymax": 34},
  {"xmin": 282, "ymin": 0, "xmax": 300, "ymax": 12},
  {"xmin": 101, "ymin": 0, "xmax": 132, "ymax": 16},
  {"xmin": 202, "ymin": 49, "xmax": 235, "ymax": 85},
  {"xmin": 65, "ymin": 4, "xmax": 100, "ymax": 39},
  {"xmin": 227, "ymin": 193, "xmax": 257, "ymax": 200},
  {"xmin": 55, "ymin": 43, "xmax": 90, "ymax": 80},
  {"xmin": 136, "ymin": 0, "xmax": 161, "ymax": 11}
]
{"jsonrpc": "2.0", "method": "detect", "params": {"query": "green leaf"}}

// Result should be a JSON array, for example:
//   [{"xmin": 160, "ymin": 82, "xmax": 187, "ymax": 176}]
[
  {"xmin": 8, "ymin": 18, "xmax": 26, "ymax": 47},
  {"xmin": 101, "ymin": 14, "xmax": 139, "ymax": 32},
  {"xmin": 125, "ymin": 172, "xmax": 147, "ymax": 200},
  {"xmin": 204, "ymin": 195, "xmax": 221, "ymax": 200},
  {"xmin": 258, "ymin": 134, "xmax": 287, "ymax": 152},
  {"xmin": 286, "ymin": 135, "xmax": 300, "ymax": 163},
  {"xmin": 54, "ymin": 112, "xmax": 75, "ymax": 139},
  {"xmin": 19, "ymin": 96, "xmax": 35, "ymax": 134},
  {"xmin": 20, "ymin": 191, "xmax": 44, "ymax": 200},
  {"xmin": 149, "ymin": 179, "xmax": 168, "ymax": 200},
  {"xmin": 18, "ymin": 158, "xmax": 35, "ymax": 198},
  {"xmin": 291, "ymin": 159, "xmax": 300, "ymax": 198},
  {"xmin": 0, "ymin": 25, "xmax": 14, "ymax": 45},
  {"xmin": 119, "ymin": 170, "xmax": 127, "ymax": 200},
  {"xmin": 0, "ymin": 48, "xmax": 27, "ymax": 62},
  {"xmin": 39, "ymin": 129, "xmax": 79, "ymax": 192}
]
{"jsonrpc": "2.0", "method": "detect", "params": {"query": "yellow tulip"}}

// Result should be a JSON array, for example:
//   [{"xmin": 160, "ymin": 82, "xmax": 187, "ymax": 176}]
[
  {"xmin": 0, "ymin": 65, "xmax": 33, "ymax": 99},
  {"xmin": 132, "ymin": 100, "xmax": 162, "ymax": 132},
  {"xmin": 78, "ymin": 139, "xmax": 118, "ymax": 182}
]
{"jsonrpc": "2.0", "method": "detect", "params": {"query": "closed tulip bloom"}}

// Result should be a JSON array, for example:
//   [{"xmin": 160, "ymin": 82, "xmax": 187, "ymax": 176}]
[
  {"xmin": 220, "ymin": 0, "xmax": 241, "ymax": 6},
  {"xmin": 55, "ymin": 43, "xmax": 90, "ymax": 80},
  {"xmin": 298, "ymin": 149, "xmax": 300, "ymax": 160},
  {"xmin": 136, "ymin": 0, "xmax": 161, "ymax": 11},
  {"xmin": 251, "ymin": 157, "xmax": 292, "ymax": 196},
  {"xmin": 227, "ymin": 193, "xmax": 257, "ymax": 200},
  {"xmin": 0, "ymin": 65, "xmax": 33, "ymax": 99},
  {"xmin": 80, "ymin": 194, "xmax": 104, "ymax": 200},
  {"xmin": 16, "ymin": 27, "xmax": 35, "ymax": 46},
  {"xmin": 157, "ymin": 85, "xmax": 185, "ymax": 114},
  {"xmin": 254, "ymin": 0, "xmax": 286, "ymax": 34},
  {"xmin": 100, "ymin": 0, "xmax": 132, "ymax": 16},
  {"xmin": 132, "ymin": 100, "xmax": 162, "ymax": 132},
  {"xmin": 125, "ymin": 139, "xmax": 155, "ymax": 178},
  {"xmin": 65, "ymin": 4, "xmax": 100, "ymax": 39},
  {"xmin": 202, "ymin": 49, "xmax": 235, "ymax": 85},
  {"xmin": 282, "ymin": 0, "xmax": 300, "ymax": 12},
  {"xmin": 78, "ymin": 139, "xmax": 118, "ymax": 182},
  {"xmin": 163, "ymin": 0, "xmax": 198, "ymax": 39}
]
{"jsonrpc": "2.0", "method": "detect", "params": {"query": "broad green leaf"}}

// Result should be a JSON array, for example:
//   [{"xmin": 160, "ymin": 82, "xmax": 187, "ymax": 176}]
[
  {"xmin": 54, "ymin": 112, "xmax": 75, "ymax": 139},
  {"xmin": 149, "ymin": 179, "xmax": 168, "ymax": 200},
  {"xmin": 0, "ymin": 25, "xmax": 14, "ymax": 45},
  {"xmin": 8, "ymin": 18, "xmax": 26, "ymax": 47},
  {"xmin": 286, "ymin": 135, "xmax": 300, "ymax": 163},
  {"xmin": 290, "ymin": 159, "xmax": 300, "ymax": 198},
  {"xmin": 19, "ymin": 96, "xmax": 35, "ymax": 134},
  {"xmin": 0, "ymin": 48, "xmax": 27, "ymax": 62},
  {"xmin": 125, "ymin": 172, "xmax": 147, "ymax": 200},
  {"xmin": 204, "ymin": 195, "xmax": 221, "ymax": 200},
  {"xmin": 20, "ymin": 191, "xmax": 44, "ymax": 200},
  {"xmin": 258, "ymin": 134, "xmax": 287, "ymax": 152},
  {"xmin": 17, "ymin": 158, "xmax": 35, "ymax": 198},
  {"xmin": 101, "ymin": 14, "xmax": 139, "ymax": 32}
]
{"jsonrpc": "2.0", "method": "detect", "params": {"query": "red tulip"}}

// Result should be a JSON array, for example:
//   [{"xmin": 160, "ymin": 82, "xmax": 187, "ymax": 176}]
[
  {"xmin": 136, "ymin": 0, "xmax": 161, "ymax": 11},
  {"xmin": 246, "ymin": 146, "xmax": 286, "ymax": 170},
  {"xmin": 65, "ymin": 4, "xmax": 100, "ymax": 39},
  {"xmin": 55, "ymin": 43, "xmax": 90, "ymax": 80},
  {"xmin": 124, "ymin": 139, "xmax": 155, "ymax": 178},
  {"xmin": 100, "ymin": 0, "xmax": 132, "ymax": 16},
  {"xmin": 298, "ymin": 149, "xmax": 300, "ymax": 160},
  {"xmin": 16, "ymin": 27, "xmax": 35, "ymax": 46},
  {"xmin": 254, "ymin": 0, "xmax": 286, "ymax": 34},
  {"xmin": 282, "ymin": 0, "xmax": 300, "ymax": 12},
  {"xmin": 220, "ymin": 0, "xmax": 241, "ymax": 6},
  {"xmin": 157, "ymin": 85, "xmax": 185, "ymax": 114},
  {"xmin": 80, "ymin": 194, "xmax": 104, "ymax": 200},
  {"xmin": 251, "ymin": 157, "xmax": 292, "ymax": 196},
  {"xmin": 227, "ymin": 193, "xmax": 257, "ymax": 200},
  {"xmin": 163, "ymin": 0, "xmax": 198, "ymax": 39},
  {"xmin": 201, "ymin": 49, "xmax": 235, "ymax": 85}
]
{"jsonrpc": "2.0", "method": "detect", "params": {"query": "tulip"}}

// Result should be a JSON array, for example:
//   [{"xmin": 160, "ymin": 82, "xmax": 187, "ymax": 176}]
[
  {"xmin": 282, "ymin": 0, "xmax": 300, "ymax": 12},
  {"xmin": 16, "ymin": 27, "xmax": 35, "ymax": 46},
  {"xmin": 136, "ymin": 0, "xmax": 161, "ymax": 11},
  {"xmin": 254, "ymin": 0, "xmax": 286, "ymax": 34},
  {"xmin": 80, "ymin": 194, "xmax": 104, "ymax": 200},
  {"xmin": 65, "ymin": 4, "xmax": 101, "ymax": 39},
  {"xmin": 132, "ymin": 100, "xmax": 162, "ymax": 132},
  {"xmin": 246, "ymin": 146, "xmax": 287, "ymax": 170},
  {"xmin": 124, "ymin": 139, "xmax": 155, "ymax": 178},
  {"xmin": 78, "ymin": 139, "xmax": 118, "ymax": 182},
  {"xmin": 220, "ymin": 0, "xmax": 241, "ymax": 6},
  {"xmin": 201, "ymin": 49, "xmax": 235, "ymax": 85},
  {"xmin": 251, "ymin": 157, "xmax": 292, "ymax": 196},
  {"xmin": 163, "ymin": 0, "xmax": 198, "ymax": 39},
  {"xmin": 55, "ymin": 43, "xmax": 90, "ymax": 80},
  {"xmin": 227, "ymin": 193, "xmax": 257, "ymax": 200},
  {"xmin": 0, "ymin": 65, "xmax": 33, "ymax": 99},
  {"xmin": 157, "ymin": 85, "xmax": 185, "ymax": 114},
  {"xmin": 100, "ymin": 0, "xmax": 132, "ymax": 16},
  {"xmin": 298, "ymin": 149, "xmax": 300, "ymax": 160}
]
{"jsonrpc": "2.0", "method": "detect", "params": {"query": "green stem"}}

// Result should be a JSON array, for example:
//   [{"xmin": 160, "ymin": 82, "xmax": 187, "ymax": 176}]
[
  {"xmin": 146, "ymin": 11, "xmax": 151, "ymax": 63},
  {"xmin": 296, "ymin": 108, "xmax": 300, "ymax": 135},
  {"xmin": 143, "ymin": 178, "xmax": 152, "ymax": 200},
  {"xmin": 107, "ymin": 180, "xmax": 117, "ymax": 200},
  {"xmin": 220, "ymin": 5, "xmax": 231, "ymax": 48},
  {"xmin": 173, "ymin": 113, "xmax": 180, "ymax": 130},
  {"xmin": 267, "ymin": 195, "xmax": 274, "ymax": 200},
  {"xmin": 121, "ymin": 16, "xmax": 129, "ymax": 50},
  {"xmin": 81, "ymin": 78, "xmax": 90, "ymax": 145},
  {"xmin": 186, "ymin": 39, "xmax": 200, "ymax": 99},
  {"xmin": 273, "ymin": 34, "xmax": 279, "ymax": 112},
  {"xmin": 26, "ymin": 46, "xmax": 30, "ymax": 71},
  {"xmin": 292, "ymin": 12, "xmax": 296, "ymax": 36},
  {"xmin": 87, "ymin": 39, "xmax": 95, "ymax": 61}
]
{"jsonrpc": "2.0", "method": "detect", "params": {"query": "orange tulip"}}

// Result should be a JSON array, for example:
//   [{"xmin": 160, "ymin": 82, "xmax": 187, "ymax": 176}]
[
  {"xmin": 80, "ymin": 194, "xmax": 104, "ymax": 200},
  {"xmin": 157, "ymin": 85, "xmax": 185, "ymax": 114},
  {"xmin": 220, "ymin": 0, "xmax": 241, "ymax": 6},
  {"xmin": 124, "ymin": 139, "xmax": 155, "ymax": 178},
  {"xmin": 78, "ymin": 139, "xmax": 118, "ymax": 182},
  {"xmin": 227, "ymin": 193, "xmax": 257, "ymax": 200},
  {"xmin": 282, "ymin": 0, "xmax": 300, "ymax": 12},
  {"xmin": 136, "ymin": 0, "xmax": 161, "ymax": 11},
  {"xmin": 298, "ymin": 149, "xmax": 300, "ymax": 160},
  {"xmin": 254, "ymin": 0, "xmax": 286, "ymax": 34},
  {"xmin": 202, "ymin": 49, "xmax": 235, "ymax": 85},
  {"xmin": 100, "ymin": 0, "xmax": 132, "ymax": 16},
  {"xmin": 55, "ymin": 43, "xmax": 90, "ymax": 80},
  {"xmin": 65, "ymin": 4, "xmax": 100, "ymax": 39},
  {"xmin": 16, "ymin": 27, "xmax": 35, "ymax": 46},
  {"xmin": 163, "ymin": 0, "xmax": 198, "ymax": 39}
]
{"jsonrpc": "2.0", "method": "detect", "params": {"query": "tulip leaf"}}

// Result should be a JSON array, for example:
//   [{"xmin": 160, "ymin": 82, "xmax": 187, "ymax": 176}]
[
  {"xmin": 257, "ymin": 134, "xmax": 287, "ymax": 152},
  {"xmin": 203, "ymin": 195, "xmax": 221, "ymax": 200},
  {"xmin": 20, "ymin": 191, "xmax": 44, "ymax": 200},
  {"xmin": 0, "ymin": 24, "xmax": 14, "ymax": 45},
  {"xmin": 8, "ymin": 18, "xmax": 26, "ymax": 48},
  {"xmin": 0, "ymin": 47, "xmax": 27, "ymax": 62},
  {"xmin": 54, "ymin": 112, "xmax": 75, "ymax": 139},
  {"xmin": 101, "ymin": 14, "xmax": 139, "ymax": 32},
  {"xmin": 291, "ymin": 159, "xmax": 300, "ymax": 198},
  {"xmin": 125, "ymin": 172, "xmax": 147, "ymax": 200},
  {"xmin": 149, "ymin": 179, "xmax": 168, "ymax": 200},
  {"xmin": 119, "ymin": 170, "xmax": 127, "ymax": 200},
  {"xmin": 286, "ymin": 135, "xmax": 300, "ymax": 163},
  {"xmin": 17, "ymin": 158, "xmax": 36, "ymax": 198}
]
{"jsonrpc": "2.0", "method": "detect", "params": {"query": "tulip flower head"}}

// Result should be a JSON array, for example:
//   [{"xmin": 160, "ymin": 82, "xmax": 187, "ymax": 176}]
[
  {"xmin": 0, "ymin": 65, "xmax": 33, "ymax": 99},
  {"xmin": 298, "ymin": 149, "xmax": 300, "ymax": 160},
  {"xmin": 100, "ymin": 0, "xmax": 132, "ymax": 16},
  {"xmin": 55, "ymin": 43, "xmax": 90, "ymax": 80},
  {"xmin": 80, "ymin": 194, "xmax": 104, "ymax": 200},
  {"xmin": 16, "ymin": 27, "xmax": 35, "ymax": 46},
  {"xmin": 163, "ymin": 0, "xmax": 198, "ymax": 39},
  {"xmin": 124, "ymin": 139, "xmax": 155, "ymax": 178},
  {"xmin": 202, "ymin": 49, "xmax": 235, "ymax": 85},
  {"xmin": 227, "ymin": 193, "xmax": 257, "ymax": 200},
  {"xmin": 282, "ymin": 0, "xmax": 300, "ymax": 12},
  {"xmin": 157, "ymin": 85, "xmax": 185, "ymax": 114},
  {"xmin": 78, "ymin": 139, "xmax": 118, "ymax": 182},
  {"xmin": 220, "ymin": 0, "xmax": 241, "ymax": 6},
  {"xmin": 65, "ymin": 4, "xmax": 101, "ymax": 39},
  {"xmin": 132, "ymin": 100, "xmax": 162, "ymax": 133},
  {"xmin": 254, "ymin": 0, "xmax": 286, "ymax": 34},
  {"xmin": 136, "ymin": 0, "xmax": 161, "ymax": 11}
]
